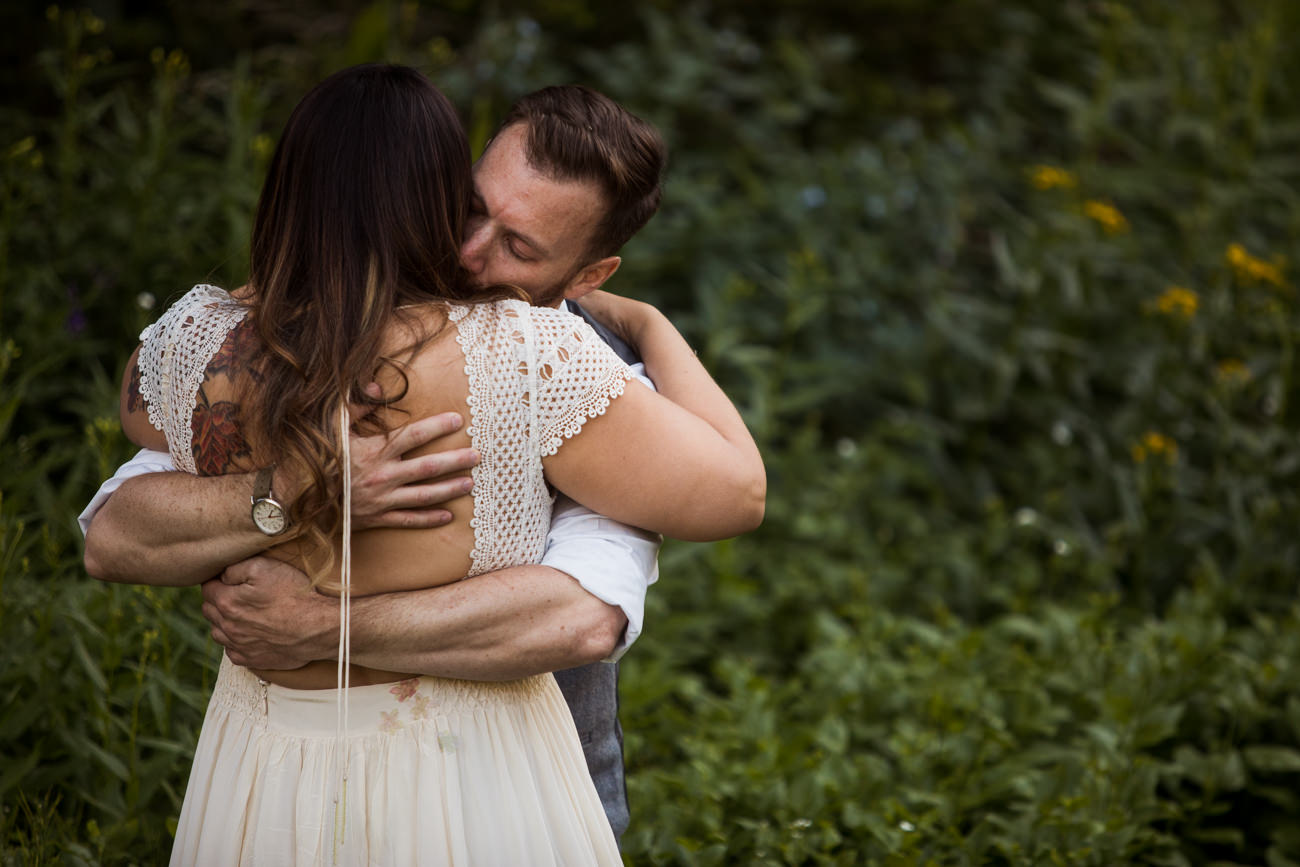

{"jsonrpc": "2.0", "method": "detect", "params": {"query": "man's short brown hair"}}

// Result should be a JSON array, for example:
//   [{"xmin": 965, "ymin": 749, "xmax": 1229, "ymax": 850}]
[{"xmin": 498, "ymin": 85, "xmax": 666, "ymax": 261}]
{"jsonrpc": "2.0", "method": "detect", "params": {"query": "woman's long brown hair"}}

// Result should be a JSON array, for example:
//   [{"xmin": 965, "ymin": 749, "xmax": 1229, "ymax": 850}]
[{"xmin": 246, "ymin": 64, "xmax": 515, "ymax": 576}]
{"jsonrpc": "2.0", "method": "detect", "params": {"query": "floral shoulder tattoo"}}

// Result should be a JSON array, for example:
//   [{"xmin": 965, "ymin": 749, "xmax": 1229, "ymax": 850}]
[{"xmin": 191, "ymin": 318, "xmax": 260, "ymax": 476}]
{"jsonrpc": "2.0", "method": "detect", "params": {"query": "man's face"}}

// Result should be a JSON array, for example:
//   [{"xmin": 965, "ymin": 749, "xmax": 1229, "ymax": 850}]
[{"xmin": 461, "ymin": 123, "xmax": 606, "ymax": 307}]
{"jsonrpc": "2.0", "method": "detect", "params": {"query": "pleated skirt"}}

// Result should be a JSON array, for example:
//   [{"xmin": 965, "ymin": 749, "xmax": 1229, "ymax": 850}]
[{"xmin": 170, "ymin": 656, "xmax": 622, "ymax": 866}]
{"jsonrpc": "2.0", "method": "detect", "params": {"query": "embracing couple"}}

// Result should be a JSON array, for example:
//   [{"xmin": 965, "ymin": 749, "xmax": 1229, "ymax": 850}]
[{"xmin": 79, "ymin": 65, "xmax": 764, "ymax": 864}]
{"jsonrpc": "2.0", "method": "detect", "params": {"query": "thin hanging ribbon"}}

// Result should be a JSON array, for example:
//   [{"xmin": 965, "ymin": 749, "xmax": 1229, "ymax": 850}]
[{"xmin": 332, "ymin": 402, "xmax": 353, "ymax": 864}]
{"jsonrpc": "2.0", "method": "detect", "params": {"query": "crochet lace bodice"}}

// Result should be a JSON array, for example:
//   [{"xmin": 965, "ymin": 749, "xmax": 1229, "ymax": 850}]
[
  {"xmin": 138, "ymin": 286, "xmax": 633, "ymax": 574},
  {"xmin": 448, "ymin": 299, "xmax": 633, "ymax": 576}
]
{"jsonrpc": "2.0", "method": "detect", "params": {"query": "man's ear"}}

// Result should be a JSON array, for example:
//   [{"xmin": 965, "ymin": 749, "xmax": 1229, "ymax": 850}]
[{"xmin": 563, "ymin": 256, "xmax": 621, "ymax": 301}]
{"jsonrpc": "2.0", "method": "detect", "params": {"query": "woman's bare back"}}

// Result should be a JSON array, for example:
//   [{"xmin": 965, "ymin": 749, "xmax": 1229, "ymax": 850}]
[
  {"xmin": 179, "ymin": 305, "xmax": 482, "ymax": 688},
  {"xmin": 187, "ymin": 305, "xmax": 476, "ymax": 581}
]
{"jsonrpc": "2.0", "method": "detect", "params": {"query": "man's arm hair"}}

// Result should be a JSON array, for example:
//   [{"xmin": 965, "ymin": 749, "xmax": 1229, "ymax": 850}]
[
  {"xmin": 84, "ymin": 469, "xmax": 277, "ymax": 585},
  {"xmin": 348, "ymin": 566, "xmax": 628, "ymax": 679},
  {"xmin": 205, "ymin": 559, "xmax": 627, "ymax": 680}
]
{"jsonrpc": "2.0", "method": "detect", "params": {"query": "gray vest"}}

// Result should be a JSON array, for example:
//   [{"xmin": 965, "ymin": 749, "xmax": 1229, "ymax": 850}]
[{"xmin": 554, "ymin": 301, "xmax": 640, "ymax": 841}]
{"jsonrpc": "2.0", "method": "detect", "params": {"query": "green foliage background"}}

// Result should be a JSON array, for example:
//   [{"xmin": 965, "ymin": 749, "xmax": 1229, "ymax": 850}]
[{"xmin": 3, "ymin": 1, "xmax": 1300, "ymax": 863}]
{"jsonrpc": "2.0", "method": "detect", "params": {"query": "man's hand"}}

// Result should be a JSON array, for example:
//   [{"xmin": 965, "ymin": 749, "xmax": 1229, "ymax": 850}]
[
  {"xmin": 349, "ymin": 410, "xmax": 478, "ymax": 530},
  {"xmin": 202, "ymin": 556, "xmax": 334, "ymax": 669}
]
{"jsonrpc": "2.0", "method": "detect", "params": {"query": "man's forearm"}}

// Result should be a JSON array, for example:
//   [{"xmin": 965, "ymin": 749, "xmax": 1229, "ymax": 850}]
[
  {"xmin": 84, "ymin": 471, "xmax": 275, "ymax": 585},
  {"xmin": 275, "ymin": 566, "xmax": 627, "ymax": 680}
]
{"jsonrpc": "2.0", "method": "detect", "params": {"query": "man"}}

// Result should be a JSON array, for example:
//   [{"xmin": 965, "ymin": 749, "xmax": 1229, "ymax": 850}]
[{"xmin": 81, "ymin": 84, "xmax": 668, "ymax": 841}]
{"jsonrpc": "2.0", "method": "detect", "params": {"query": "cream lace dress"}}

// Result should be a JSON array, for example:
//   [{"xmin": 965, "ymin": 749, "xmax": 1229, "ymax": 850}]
[{"xmin": 140, "ymin": 285, "xmax": 631, "ymax": 866}]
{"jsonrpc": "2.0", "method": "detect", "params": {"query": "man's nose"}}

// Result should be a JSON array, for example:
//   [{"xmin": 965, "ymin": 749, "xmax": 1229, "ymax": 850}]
[{"xmin": 460, "ymin": 227, "xmax": 488, "ymax": 275}]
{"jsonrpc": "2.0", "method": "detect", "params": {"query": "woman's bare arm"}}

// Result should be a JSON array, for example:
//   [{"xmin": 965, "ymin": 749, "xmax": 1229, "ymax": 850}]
[{"xmin": 543, "ymin": 295, "xmax": 765, "ymax": 540}]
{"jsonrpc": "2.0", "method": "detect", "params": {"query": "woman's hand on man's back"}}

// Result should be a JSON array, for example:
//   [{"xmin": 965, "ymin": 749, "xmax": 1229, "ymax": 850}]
[{"xmin": 346, "ymin": 407, "xmax": 479, "ymax": 531}]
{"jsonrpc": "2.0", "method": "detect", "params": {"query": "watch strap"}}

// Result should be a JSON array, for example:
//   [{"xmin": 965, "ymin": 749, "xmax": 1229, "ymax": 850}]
[{"xmin": 252, "ymin": 466, "xmax": 274, "ymax": 503}]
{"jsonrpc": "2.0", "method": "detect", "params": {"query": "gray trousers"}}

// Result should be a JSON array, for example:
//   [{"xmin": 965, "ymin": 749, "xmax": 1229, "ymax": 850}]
[{"xmin": 552, "ymin": 661, "xmax": 629, "ymax": 842}]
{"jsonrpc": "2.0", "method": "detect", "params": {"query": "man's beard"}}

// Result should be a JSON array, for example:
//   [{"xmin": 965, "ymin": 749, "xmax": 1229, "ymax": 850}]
[
  {"xmin": 468, "ymin": 267, "xmax": 577, "ymax": 308},
  {"xmin": 528, "ymin": 264, "xmax": 585, "ymax": 308}
]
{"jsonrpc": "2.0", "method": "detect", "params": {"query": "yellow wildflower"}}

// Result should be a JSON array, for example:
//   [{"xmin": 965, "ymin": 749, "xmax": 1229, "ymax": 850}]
[
  {"xmin": 1083, "ymin": 200, "xmax": 1129, "ymax": 234},
  {"xmin": 1215, "ymin": 359, "xmax": 1250, "ymax": 386},
  {"xmin": 1151, "ymin": 285, "xmax": 1198, "ymax": 318},
  {"xmin": 6, "ymin": 137, "xmax": 35, "ymax": 160},
  {"xmin": 251, "ymin": 134, "xmax": 275, "ymax": 160},
  {"xmin": 1226, "ymin": 243, "xmax": 1286, "ymax": 288},
  {"xmin": 427, "ymin": 36, "xmax": 454, "ymax": 66},
  {"xmin": 1029, "ymin": 165, "xmax": 1077, "ymax": 191},
  {"xmin": 1131, "ymin": 431, "xmax": 1177, "ymax": 464},
  {"xmin": 165, "ymin": 49, "xmax": 190, "ymax": 75}
]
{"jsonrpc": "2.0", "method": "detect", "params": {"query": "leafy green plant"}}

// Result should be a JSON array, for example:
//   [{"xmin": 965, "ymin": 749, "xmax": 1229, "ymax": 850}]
[{"xmin": 4, "ymin": 1, "xmax": 1300, "ymax": 864}]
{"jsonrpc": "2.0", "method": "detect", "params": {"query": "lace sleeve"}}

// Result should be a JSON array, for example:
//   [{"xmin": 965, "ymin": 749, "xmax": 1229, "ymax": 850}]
[
  {"xmin": 528, "ymin": 305, "xmax": 635, "ymax": 457},
  {"xmin": 136, "ymin": 284, "xmax": 249, "ymax": 474}
]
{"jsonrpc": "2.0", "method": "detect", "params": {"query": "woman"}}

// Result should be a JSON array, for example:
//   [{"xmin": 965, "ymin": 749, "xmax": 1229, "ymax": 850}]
[{"xmin": 121, "ymin": 65, "xmax": 763, "ymax": 865}]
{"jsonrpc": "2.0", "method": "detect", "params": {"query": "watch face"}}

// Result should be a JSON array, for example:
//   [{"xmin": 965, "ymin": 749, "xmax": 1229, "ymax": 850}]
[{"xmin": 252, "ymin": 499, "xmax": 287, "ymax": 535}]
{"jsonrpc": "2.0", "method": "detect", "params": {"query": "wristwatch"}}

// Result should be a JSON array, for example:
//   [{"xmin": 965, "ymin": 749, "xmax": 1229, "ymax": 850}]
[{"xmin": 250, "ymin": 467, "xmax": 289, "ymax": 536}]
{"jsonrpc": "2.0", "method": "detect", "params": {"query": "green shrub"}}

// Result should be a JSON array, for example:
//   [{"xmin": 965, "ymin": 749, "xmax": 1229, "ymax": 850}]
[{"xmin": 3, "ymin": 1, "xmax": 1300, "ymax": 864}]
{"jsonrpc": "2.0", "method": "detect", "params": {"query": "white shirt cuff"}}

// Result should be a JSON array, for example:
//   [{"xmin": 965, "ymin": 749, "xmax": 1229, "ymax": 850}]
[
  {"xmin": 78, "ymin": 448, "xmax": 176, "ymax": 536},
  {"xmin": 541, "ymin": 495, "xmax": 660, "ymax": 662}
]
